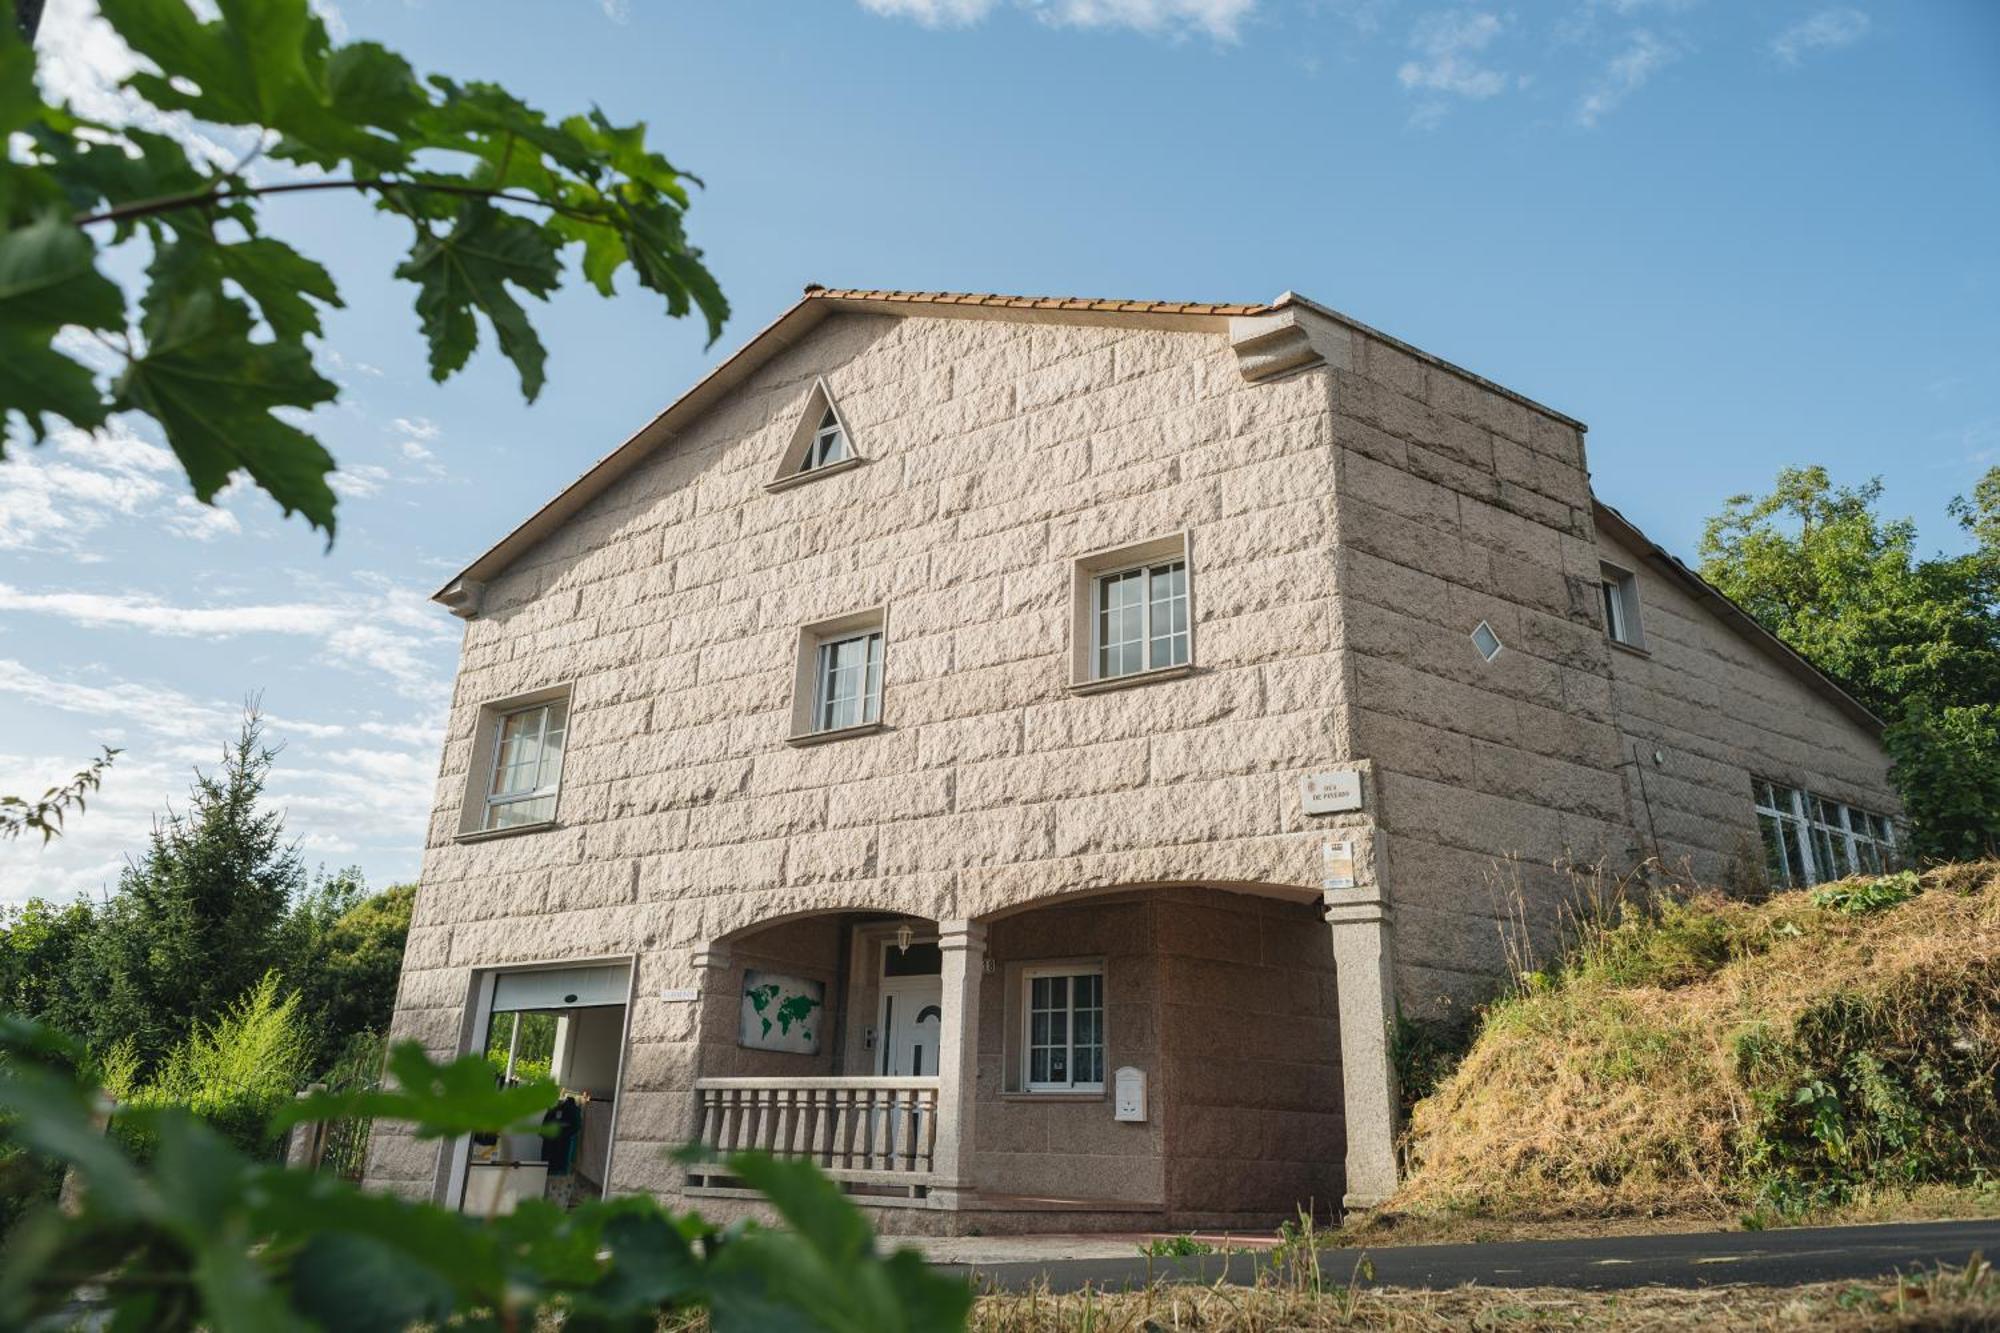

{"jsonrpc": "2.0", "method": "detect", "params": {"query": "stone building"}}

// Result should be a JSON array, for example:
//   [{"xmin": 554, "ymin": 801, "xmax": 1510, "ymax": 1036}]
[{"xmin": 367, "ymin": 287, "xmax": 1900, "ymax": 1232}]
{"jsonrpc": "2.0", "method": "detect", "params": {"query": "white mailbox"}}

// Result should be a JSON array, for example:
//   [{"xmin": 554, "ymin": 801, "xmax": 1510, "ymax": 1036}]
[{"xmin": 1113, "ymin": 1066, "xmax": 1147, "ymax": 1123}]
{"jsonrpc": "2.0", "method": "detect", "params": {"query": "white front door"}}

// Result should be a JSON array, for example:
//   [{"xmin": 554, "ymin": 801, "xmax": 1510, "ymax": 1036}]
[{"xmin": 877, "ymin": 976, "xmax": 943, "ymax": 1077}]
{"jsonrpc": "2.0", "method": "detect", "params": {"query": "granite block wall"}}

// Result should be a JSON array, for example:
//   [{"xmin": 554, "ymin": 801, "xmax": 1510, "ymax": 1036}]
[
  {"xmin": 1326, "ymin": 332, "xmax": 1630, "ymax": 1020},
  {"xmin": 1596, "ymin": 527, "xmax": 1898, "ymax": 886},
  {"xmin": 367, "ymin": 312, "xmax": 1350, "ymax": 1203}
]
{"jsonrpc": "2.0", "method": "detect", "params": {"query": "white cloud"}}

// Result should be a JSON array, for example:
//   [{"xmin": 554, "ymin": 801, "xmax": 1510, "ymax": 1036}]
[
  {"xmin": 0, "ymin": 656, "xmax": 443, "ymax": 904},
  {"xmin": 161, "ymin": 495, "xmax": 243, "ymax": 542},
  {"xmin": 1771, "ymin": 7, "xmax": 1869, "ymax": 65},
  {"xmin": 1577, "ymin": 28, "xmax": 1677, "ymax": 126},
  {"xmin": 0, "ymin": 577, "xmax": 455, "ymax": 700},
  {"xmin": 0, "ymin": 658, "xmax": 239, "ymax": 744},
  {"xmin": 322, "ymin": 348, "xmax": 384, "ymax": 380},
  {"xmin": 859, "ymin": 0, "xmax": 1255, "ymax": 40},
  {"xmin": 0, "ymin": 421, "xmax": 196, "ymax": 553},
  {"xmin": 328, "ymin": 464, "xmax": 391, "ymax": 499},
  {"xmin": 1588, "ymin": 0, "xmax": 1699, "ymax": 12},
  {"xmin": 1398, "ymin": 10, "xmax": 1509, "ymax": 102},
  {"xmin": 391, "ymin": 417, "xmax": 447, "ymax": 478}
]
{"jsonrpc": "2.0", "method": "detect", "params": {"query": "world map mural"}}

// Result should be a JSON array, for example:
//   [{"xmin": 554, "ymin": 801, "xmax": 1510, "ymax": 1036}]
[{"xmin": 739, "ymin": 969, "xmax": 825, "ymax": 1054}]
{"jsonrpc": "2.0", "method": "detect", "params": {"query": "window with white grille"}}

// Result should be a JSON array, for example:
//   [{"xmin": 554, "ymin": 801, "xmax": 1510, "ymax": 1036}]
[
  {"xmin": 1753, "ymin": 779, "xmax": 1898, "ymax": 887},
  {"xmin": 1021, "ymin": 964, "xmax": 1105, "ymax": 1093}
]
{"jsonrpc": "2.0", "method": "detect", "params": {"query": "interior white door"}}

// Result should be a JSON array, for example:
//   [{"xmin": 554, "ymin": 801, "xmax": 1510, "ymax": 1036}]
[{"xmin": 877, "ymin": 976, "xmax": 943, "ymax": 1077}]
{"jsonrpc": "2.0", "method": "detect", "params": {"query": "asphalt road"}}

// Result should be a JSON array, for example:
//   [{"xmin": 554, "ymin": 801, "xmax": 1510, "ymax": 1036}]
[{"xmin": 938, "ymin": 1218, "xmax": 2000, "ymax": 1294}]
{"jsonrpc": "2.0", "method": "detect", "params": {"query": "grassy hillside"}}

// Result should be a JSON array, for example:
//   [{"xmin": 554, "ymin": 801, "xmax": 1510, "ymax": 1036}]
[{"xmin": 1388, "ymin": 863, "xmax": 2000, "ymax": 1227}]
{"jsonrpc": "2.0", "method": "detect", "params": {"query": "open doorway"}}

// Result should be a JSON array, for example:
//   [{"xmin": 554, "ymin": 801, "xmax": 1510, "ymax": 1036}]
[{"xmin": 456, "ymin": 962, "xmax": 631, "ymax": 1216}]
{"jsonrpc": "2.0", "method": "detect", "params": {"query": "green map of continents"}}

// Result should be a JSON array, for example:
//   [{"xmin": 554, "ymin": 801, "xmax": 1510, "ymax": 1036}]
[{"xmin": 745, "ymin": 981, "xmax": 821, "ymax": 1043}]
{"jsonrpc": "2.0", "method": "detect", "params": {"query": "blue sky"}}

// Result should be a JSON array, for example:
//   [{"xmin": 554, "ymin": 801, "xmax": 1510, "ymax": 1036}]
[{"xmin": 3, "ymin": 0, "xmax": 1995, "ymax": 906}]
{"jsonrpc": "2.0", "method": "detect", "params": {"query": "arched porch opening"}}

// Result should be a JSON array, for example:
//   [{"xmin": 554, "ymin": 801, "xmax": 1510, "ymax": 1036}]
[
  {"xmin": 683, "ymin": 879, "xmax": 1353, "ymax": 1232},
  {"xmin": 969, "ymin": 881, "xmax": 1344, "ymax": 1229},
  {"xmin": 686, "ymin": 908, "xmax": 952, "ymax": 1205}
]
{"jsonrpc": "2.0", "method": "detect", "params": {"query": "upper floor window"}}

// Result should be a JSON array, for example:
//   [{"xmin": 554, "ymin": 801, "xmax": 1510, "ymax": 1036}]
[
  {"xmin": 816, "ymin": 629, "xmax": 883, "ymax": 732},
  {"xmin": 1022, "ymin": 963, "xmax": 1105, "ymax": 1093},
  {"xmin": 1070, "ymin": 533, "xmax": 1193, "ymax": 691},
  {"xmin": 804, "ymin": 407, "xmax": 849, "ymax": 473},
  {"xmin": 1095, "ymin": 560, "xmax": 1189, "ymax": 680},
  {"xmin": 1600, "ymin": 562, "xmax": 1643, "ymax": 649},
  {"xmin": 484, "ymin": 699, "xmax": 567, "ymax": 831},
  {"xmin": 790, "ymin": 608, "xmax": 888, "ymax": 743},
  {"xmin": 1753, "ymin": 779, "xmax": 1898, "ymax": 887}
]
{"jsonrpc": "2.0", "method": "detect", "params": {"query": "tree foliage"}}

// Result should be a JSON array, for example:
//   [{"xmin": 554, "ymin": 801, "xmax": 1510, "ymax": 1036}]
[
  {"xmin": 1700, "ymin": 465, "xmax": 2000, "ymax": 860},
  {"xmin": 110, "ymin": 971, "xmax": 314, "ymax": 1159},
  {"xmin": 1, "ymin": 0, "xmax": 726, "ymax": 540},
  {"xmin": 0, "ymin": 1020, "xmax": 973, "ymax": 1331},
  {"xmin": 84, "ymin": 709, "xmax": 304, "ymax": 1067},
  {"xmin": 0, "ymin": 710, "xmax": 413, "ymax": 1079}
]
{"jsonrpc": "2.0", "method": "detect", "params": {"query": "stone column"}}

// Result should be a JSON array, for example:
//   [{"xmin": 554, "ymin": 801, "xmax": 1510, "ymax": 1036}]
[
  {"xmin": 929, "ymin": 919, "xmax": 985, "ymax": 1209},
  {"xmin": 1325, "ymin": 884, "xmax": 1400, "ymax": 1211},
  {"xmin": 687, "ymin": 944, "xmax": 734, "ymax": 1146}
]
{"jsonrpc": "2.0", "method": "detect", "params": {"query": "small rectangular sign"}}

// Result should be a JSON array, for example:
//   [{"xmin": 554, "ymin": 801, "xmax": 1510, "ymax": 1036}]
[
  {"xmin": 1301, "ymin": 769, "xmax": 1363, "ymax": 815},
  {"xmin": 1322, "ymin": 839, "xmax": 1357, "ymax": 890},
  {"xmin": 658, "ymin": 988, "xmax": 699, "ymax": 1003}
]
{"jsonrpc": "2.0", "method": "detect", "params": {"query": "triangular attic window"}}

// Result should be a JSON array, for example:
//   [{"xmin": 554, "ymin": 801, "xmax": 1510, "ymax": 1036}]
[
  {"xmin": 767, "ymin": 378, "xmax": 864, "ymax": 492},
  {"xmin": 805, "ymin": 406, "xmax": 849, "ymax": 472}
]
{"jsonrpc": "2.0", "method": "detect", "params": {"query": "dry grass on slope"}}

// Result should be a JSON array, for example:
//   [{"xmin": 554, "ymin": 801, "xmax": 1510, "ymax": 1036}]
[
  {"xmin": 967, "ymin": 1259, "xmax": 2000, "ymax": 1332},
  {"xmin": 1391, "ymin": 863, "xmax": 2000, "ymax": 1224}
]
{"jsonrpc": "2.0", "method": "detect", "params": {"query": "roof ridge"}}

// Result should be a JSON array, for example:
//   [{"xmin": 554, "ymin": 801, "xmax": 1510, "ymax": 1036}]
[{"xmin": 803, "ymin": 286, "xmax": 1276, "ymax": 318}]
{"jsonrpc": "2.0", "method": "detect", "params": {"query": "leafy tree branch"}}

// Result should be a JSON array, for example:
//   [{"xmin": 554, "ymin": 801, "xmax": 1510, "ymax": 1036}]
[
  {"xmin": 2, "ymin": 0, "xmax": 728, "ymax": 542},
  {"xmin": 0, "ymin": 747, "xmax": 119, "ymax": 844}
]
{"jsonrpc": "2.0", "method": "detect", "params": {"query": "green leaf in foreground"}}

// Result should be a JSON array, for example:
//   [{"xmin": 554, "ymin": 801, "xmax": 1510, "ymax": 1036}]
[
  {"xmin": 275, "ymin": 1039, "xmax": 558, "ymax": 1138},
  {"xmin": 8, "ymin": 0, "xmax": 726, "ymax": 542},
  {"xmin": 396, "ymin": 201, "xmax": 562, "ymax": 399},
  {"xmin": 114, "ymin": 286, "xmax": 339, "ymax": 533},
  {"xmin": 0, "ymin": 211, "xmax": 122, "ymax": 445}
]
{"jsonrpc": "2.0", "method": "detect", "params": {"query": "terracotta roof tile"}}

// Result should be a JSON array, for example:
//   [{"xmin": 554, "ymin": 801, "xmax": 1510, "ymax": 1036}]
[{"xmin": 803, "ymin": 286, "xmax": 1275, "ymax": 319}]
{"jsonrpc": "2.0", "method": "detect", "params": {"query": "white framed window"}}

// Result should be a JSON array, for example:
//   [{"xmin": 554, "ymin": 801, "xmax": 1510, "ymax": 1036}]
[
  {"xmin": 1093, "ymin": 560, "xmax": 1189, "ymax": 680},
  {"xmin": 815, "ymin": 629, "xmax": 883, "ymax": 732},
  {"xmin": 483, "ymin": 699, "xmax": 567, "ymax": 830},
  {"xmin": 789, "ymin": 608, "xmax": 888, "ymax": 743},
  {"xmin": 802, "ymin": 407, "xmax": 849, "ymax": 473},
  {"xmin": 1070, "ymin": 533, "xmax": 1193, "ymax": 690},
  {"xmin": 1753, "ymin": 779, "xmax": 1898, "ymax": 887},
  {"xmin": 1600, "ymin": 563, "xmax": 1643, "ymax": 649},
  {"xmin": 1020, "ymin": 963, "xmax": 1105, "ymax": 1093}
]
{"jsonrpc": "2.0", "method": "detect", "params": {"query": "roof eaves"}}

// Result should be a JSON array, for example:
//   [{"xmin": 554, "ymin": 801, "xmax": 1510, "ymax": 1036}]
[
  {"xmin": 1275, "ymin": 292, "xmax": 1588, "ymax": 433},
  {"xmin": 430, "ymin": 292, "xmax": 830, "ymax": 602}
]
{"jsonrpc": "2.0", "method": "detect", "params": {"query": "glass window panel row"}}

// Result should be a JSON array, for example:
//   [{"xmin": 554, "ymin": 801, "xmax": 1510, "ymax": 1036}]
[
  {"xmin": 815, "ymin": 630, "xmax": 883, "ymax": 732},
  {"xmin": 1753, "ymin": 779, "xmax": 1899, "ymax": 887}
]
